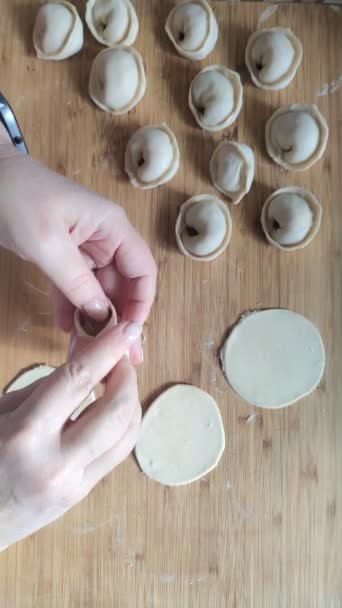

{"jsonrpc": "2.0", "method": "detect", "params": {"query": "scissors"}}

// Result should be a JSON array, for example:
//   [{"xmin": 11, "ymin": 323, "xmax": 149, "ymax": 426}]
[{"xmin": 0, "ymin": 92, "xmax": 28, "ymax": 154}]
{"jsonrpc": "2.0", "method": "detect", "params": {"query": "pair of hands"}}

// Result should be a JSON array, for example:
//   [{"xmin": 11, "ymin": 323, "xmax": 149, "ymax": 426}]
[{"xmin": 0, "ymin": 126, "xmax": 157, "ymax": 548}]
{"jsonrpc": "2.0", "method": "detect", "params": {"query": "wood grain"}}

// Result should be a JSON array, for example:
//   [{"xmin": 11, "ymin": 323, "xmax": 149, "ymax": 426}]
[{"xmin": 0, "ymin": 2, "xmax": 341, "ymax": 607}]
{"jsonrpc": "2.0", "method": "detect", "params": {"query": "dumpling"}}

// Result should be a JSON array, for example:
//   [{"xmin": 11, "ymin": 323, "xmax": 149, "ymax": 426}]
[
  {"xmin": 165, "ymin": 0, "xmax": 218, "ymax": 61},
  {"xmin": 74, "ymin": 301, "xmax": 117, "ymax": 338},
  {"xmin": 175, "ymin": 194, "xmax": 232, "ymax": 261},
  {"xmin": 125, "ymin": 123, "xmax": 180, "ymax": 189},
  {"xmin": 89, "ymin": 46, "xmax": 146, "ymax": 114},
  {"xmin": 85, "ymin": 0, "xmax": 138, "ymax": 47},
  {"xmin": 261, "ymin": 187, "xmax": 322, "ymax": 251},
  {"xmin": 210, "ymin": 141, "xmax": 254, "ymax": 204},
  {"xmin": 33, "ymin": 1, "xmax": 83, "ymax": 60},
  {"xmin": 189, "ymin": 66, "xmax": 243, "ymax": 132},
  {"xmin": 245, "ymin": 27, "xmax": 302, "ymax": 90},
  {"xmin": 265, "ymin": 104, "xmax": 329, "ymax": 171}
]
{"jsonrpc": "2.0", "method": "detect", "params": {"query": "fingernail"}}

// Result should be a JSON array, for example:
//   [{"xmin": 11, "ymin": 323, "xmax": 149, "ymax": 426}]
[
  {"xmin": 124, "ymin": 322, "xmax": 143, "ymax": 342},
  {"xmin": 84, "ymin": 299, "xmax": 109, "ymax": 321}
]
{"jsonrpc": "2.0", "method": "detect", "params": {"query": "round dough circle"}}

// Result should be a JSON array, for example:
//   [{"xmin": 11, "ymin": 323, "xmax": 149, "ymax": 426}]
[
  {"xmin": 210, "ymin": 140, "xmax": 255, "ymax": 204},
  {"xmin": 221, "ymin": 309, "xmax": 325, "ymax": 409},
  {"xmin": 135, "ymin": 384, "xmax": 225, "ymax": 486},
  {"xmin": 89, "ymin": 46, "xmax": 146, "ymax": 114},
  {"xmin": 33, "ymin": 1, "xmax": 84, "ymax": 60},
  {"xmin": 165, "ymin": 0, "xmax": 218, "ymax": 61},
  {"xmin": 245, "ymin": 27, "xmax": 302, "ymax": 90},
  {"xmin": 85, "ymin": 0, "xmax": 138, "ymax": 47},
  {"xmin": 125, "ymin": 123, "xmax": 180, "ymax": 189},
  {"xmin": 261, "ymin": 187, "xmax": 322, "ymax": 251},
  {"xmin": 189, "ymin": 65, "xmax": 243, "ymax": 132},
  {"xmin": 265, "ymin": 104, "xmax": 329, "ymax": 171},
  {"xmin": 175, "ymin": 194, "xmax": 232, "ymax": 261}
]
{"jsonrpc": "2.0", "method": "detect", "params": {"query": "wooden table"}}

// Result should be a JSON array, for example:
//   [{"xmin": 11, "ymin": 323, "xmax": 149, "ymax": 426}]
[{"xmin": 0, "ymin": 2, "xmax": 341, "ymax": 606}]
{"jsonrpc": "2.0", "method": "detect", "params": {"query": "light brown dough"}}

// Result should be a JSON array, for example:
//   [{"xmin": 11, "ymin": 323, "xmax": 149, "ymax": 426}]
[{"xmin": 74, "ymin": 302, "xmax": 117, "ymax": 338}]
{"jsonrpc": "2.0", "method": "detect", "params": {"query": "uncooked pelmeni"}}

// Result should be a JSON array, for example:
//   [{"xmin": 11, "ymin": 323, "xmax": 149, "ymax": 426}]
[
  {"xmin": 210, "ymin": 140, "xmax": 255, "ymax": 204},
  {"xmin": 261, "ymin": 187, "xmax": 322, "ymax": 251},
  {"xmin": 189, "ymin": 66, "xmax": 243, "ymax": 132},
  {"xmin": 135, "ymin": 384, "xmax": 225, "ymax": 486},
  {"xmin": 245, "ymin": 27, "xmax": 302, "ymax": 90},
  {"xmin": 74, "ymin": 301, "xmax": 117, "ymax": 338},
  {"xmin": 85, "ymin": 0, "xmax": 138, "ymax": 47},
  {"xmin": 165, "ymin": 0, "xmax": 218, "ymax": 61},
  {"xmin": 175, "ymin": 194, "xmax": 232, "ymax": 261},
  {"xmin": 265, "ymin": 104, "xmax": 329, "ymax": 171},
  {"xmin": 89, "ymin": 46, "xmax": 146, "ymax": 114},
  {"xmin": 33, "ymin": 1, "xmax": 83, "ymax": 60},
  {"xmin": 221, "ymin": 309, "xmax": 325, "ymax": 409},
  {"xmin": 125, "ymin": 123, "xmax": 180, "ymax": 189}
]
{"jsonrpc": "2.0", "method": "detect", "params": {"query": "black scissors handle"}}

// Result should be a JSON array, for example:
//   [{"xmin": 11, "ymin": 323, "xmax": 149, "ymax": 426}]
[{"xmin": 0, "ymin": 93, "xmax": 28, "ymax": 155}]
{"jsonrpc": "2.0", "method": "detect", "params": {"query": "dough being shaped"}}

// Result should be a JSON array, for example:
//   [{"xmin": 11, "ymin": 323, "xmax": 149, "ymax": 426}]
[
  {"xmin": 85, "ymin": 0, "xmax": 138, "ymax": 47},
  {"xmin": 74, "ymin": 301, "xmax": 117, "ymax": 338},
  {"xmin": 261, "ymin": 187, "xmax": 322, "ymax": 251},
  {"xmin": 33, "ymin": 1, "xmax": 83, "ymax": 60},
  {"xmin": 165, "ymin": 0, "xmax": 218, "ymax": 61},
  {"xmin": 175, "ymin": 194, "xmax": 232, "ymax": 261},
  {"xmin": 4, "ymin": 365, "xmax": 95, "ymax": 421},
  {"xmin": 89, "ymin": 46, "xmax": 146, "ymax": 114},
  {"xmin": 189, "ymin": 66, "xmax": 243, "ymax": 132},
  {"xmin": 221, "ymin": 309, "xmax": 325, "ymax": 409},
  {"xmin": 265, "ymin": 104, "xmax": 329, "ymax": 171},
  {"xmin": 245, "ymin": 27, "xmax": 302, "ymax": 90},
  {"xmin": 125, "ymin": 123, "xmax": 180, "ymax": 189},
  {"xmin": 210, "ymin": 140, "xmax": 254, "ymax": 204},
  {"xmin": 135, "ymin": 384, "xmax": 225, "ymax": 486}
]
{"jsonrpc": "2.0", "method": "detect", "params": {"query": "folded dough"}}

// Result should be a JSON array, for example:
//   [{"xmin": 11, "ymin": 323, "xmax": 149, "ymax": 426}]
[
  {"xmin": 165, "ymin": 0, "xmax": 218, "ymax": 61},
  {"xmin": 175, "ymin": 194, "xmax": 232, "ymax": 261},
  {"xmin": 135, "ymin": 384, "xmax": 225, "ymax": 486},
  {"xmin": 74, "ymin": 302, "xmax": 117, "ymax": 338},
  {"xmin": 89, "ymin": 46, "xmax": 146, "ymax": 114},
  {"xmin": 189, "ymin": 65, "xmax": 243, "ymax": 132},
  {"xmin": 261, "ymin": 187, "xmax": 322, "ymax": 251},
  {"xmin": 85, "ymin": 0, "xmax": 138, "ymax": 47},
  {"xmin": 245, "ymin": 27, "xmax": 302, "ymax": 90},
  {"xmin": 33, "ymin": 1, "xmax": 83, "ymax": 60},
  {"xmin": 210, "ymin": 141, "xmax": 254, "ymax": 204},
  {"xmin": 125, "ymin": 123, "xmax": 180, "ymax": 189},
  {"xmin": 265, "ymin": 104, "xmax": 329, "ymax": 171}
]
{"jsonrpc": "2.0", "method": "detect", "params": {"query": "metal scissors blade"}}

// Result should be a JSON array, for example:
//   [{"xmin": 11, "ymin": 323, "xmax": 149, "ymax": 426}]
[{"xmin": 0, "ymin": 93, "xmax": 28, "ymax": 154}]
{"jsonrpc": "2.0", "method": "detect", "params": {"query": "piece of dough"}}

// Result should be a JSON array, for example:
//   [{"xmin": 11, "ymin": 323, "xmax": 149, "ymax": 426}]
[
  {"xmin": 89, "ymin": 46, "xmax": 146, "ymax": 114},
  {"xmin": 261, "ymin": 187, "xmax": 322, "ymax": 251},
  {"xmin": 189, "ymin": 65, "xmax": 243, "ymax": 132},
  {"xmin": 85, "ymin": 0, "xmax": 138, "ymax": 47},
  {"xmin": 4, "ymin": 365, "xmax": 95, "ymax": 421},
  {"xmin": 125, "ymin": 123, "xmax": 180, "ymax": 189},
  {"xmin": 74, "ymin": 301, "xmax": 117, "ymax": 338},
  {"xmin": 165, "ymin": 0, "xmax": 218, "ymax": 61},
  {"xmin": 221, "ymin": 309, "xmax": 325, "ymax": 409},
  {"xmin": 135, "ymin": 384, "xmax": 225, "ymax": 486},
  {"xmin": 245, "ymin": 27, "xmax": 302, "ymax": 90},
  {"xmin": 210, "ymin": 140, "xmax": 254, "ymax": 204},
  {"xmin": 265, "ymin": 104, "xmax": 329, "ymax": 171},
  {"xmin": 175, "ymin": 194, "xmax": 232, "ymax": 261},
  {"xmin": 33, "ymin": 1, "xmax": 83, "ymax": 60}
]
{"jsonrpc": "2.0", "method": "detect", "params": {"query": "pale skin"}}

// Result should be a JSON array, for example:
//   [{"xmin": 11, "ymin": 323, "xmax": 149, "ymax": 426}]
[{"xmin": 0, "ymin": 124, "xmax": 157, "ymax": 549}]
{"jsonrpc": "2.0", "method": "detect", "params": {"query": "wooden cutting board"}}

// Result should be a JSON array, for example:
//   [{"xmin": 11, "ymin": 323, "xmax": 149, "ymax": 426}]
[{"xmin": 0, "ymin": 2, "xmax": 341, "ymax": 606}]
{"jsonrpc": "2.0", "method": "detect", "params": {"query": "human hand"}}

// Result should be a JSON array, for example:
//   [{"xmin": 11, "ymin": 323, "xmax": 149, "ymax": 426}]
[{"xmin": 0, "ymin": 321, "xmax": 142, "ymax": 550}]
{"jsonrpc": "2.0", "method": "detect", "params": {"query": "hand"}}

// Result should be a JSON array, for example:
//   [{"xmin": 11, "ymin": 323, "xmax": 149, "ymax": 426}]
[
  {"xmin": 0, "ymin": 128, "xmax": 157, "ymax": 331},
  {"xmin": 0, "ymin": 321, "xmax": 142, "ymax": 550}
]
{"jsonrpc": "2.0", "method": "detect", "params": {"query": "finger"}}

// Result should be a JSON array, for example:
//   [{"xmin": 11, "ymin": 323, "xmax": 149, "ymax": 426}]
[
  {"xmin": 0, "ymin": 379, "xmax": 45, "ymax": 414},
  {"xmin": 63, "ymin": 357, "xmax": 140, "ymax": 466},
  {"xmin": 50, "ymin": 284, "xmax": 74, "ymax": 332}
]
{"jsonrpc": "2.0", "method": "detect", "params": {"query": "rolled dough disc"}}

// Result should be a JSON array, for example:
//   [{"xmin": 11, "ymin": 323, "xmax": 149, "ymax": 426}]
[
  {"xmin": 221, "ymin": 309, "xmax": 325, "ymax": 409},
  {"xmin": 5, "ymin": 364, "xmax": 96, "ymax": 421},
  {"xmin": 135, "ymin": 384, "xmax": 225, "ymax": 486}
]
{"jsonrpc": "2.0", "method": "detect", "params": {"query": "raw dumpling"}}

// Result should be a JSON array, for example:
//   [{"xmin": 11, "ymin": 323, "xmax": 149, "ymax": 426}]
[
  {"xmin": 85, "ymin": 0, "xmax": 138, "ymax": 47},
  {"xmin": 33, "ymin": 1, "xmax": 83, "ymax": 60},
  {"xmin": 74, "ymin": 301, "xmax": 117, "ymax": 338},
  {"xmin": 89, "ymin": 46, "xmax": 146, "ymax": 114},
  {"xmin": 245, "ymin": 27, "xmax": 302, "ymax": 90},
  {"xmin": 125, "ymin": 123, "xmax": 180, "ymax": 189},
  {"xmin": 165, "ymin": 0, "xmax": 218, "ymax": 61},
  {"xmin": 261, "ymin": 187, "xmax": 322, "ymax": 251},
  {"xmin": 175, "ymin": 194, "xmax": 232, "ymax": 261},
  {"xmin": 265, "ymin": 104, "xmax": 329, "ymax": 171},
  {"xmin": 210, "ymin": 141, "xmax": 254, "ymax": 204},
  {"xmin": 189, "ymin": 66, "xmax": 243, "ymax": 132}
]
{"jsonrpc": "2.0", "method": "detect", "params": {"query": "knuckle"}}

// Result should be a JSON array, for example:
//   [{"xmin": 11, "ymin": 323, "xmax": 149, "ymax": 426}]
[{"xmin": 62, "ymin": 360, "xmax": 94, "ymax": 394}]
